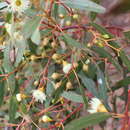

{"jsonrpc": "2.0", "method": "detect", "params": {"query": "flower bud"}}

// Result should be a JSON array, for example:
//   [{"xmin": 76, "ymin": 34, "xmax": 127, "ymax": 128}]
[
  {"xmin": 34, "ymin": 80, "xmax": 39, "ymax": 86},
  {"xmin": 52, "ymin": 53, "xmax": 61, "ymax": 60},
  {"xmin": 83, "ymin": 64, "xmax": 89, "ymax": 72},
  {"xmin": 63, "ymin": 61, "xmax": 72, "ymax": 74},
  {"xmin": 65, "ymin": 21, "xmax": 71, "ymax": 26},
  {"xmin": 102, "ymin": 34, "xmax": 110, "ymax": 39},
  {"xmin": 73, "ymin": 14, "xmax": 79, "ymax": 19},
  {"xmin": 16, "ymin": 93, "xmax": 22, "ymax": 102},
  {"xmin": 42, "ymin": 115, "xmax": 53, "ymax": 122},
  {"xmin": 51, "ymin": 41, "xmax": 58, "ymax": 48},
  {"xmin": 59, "ymin": 13, "xmax": 64, "ymax": 19},
  {"xmin": 42, "ymin": 37, "xmax": 49, "ymax": 46},
  {"xmin": 16, "ymin": 93, "xmax": 26, "ymax": 102},
  {"xmin": 30, "ymin": 55, "xmax": 37, "ymax": 61},
  {"xmin": 41, "ymin": 52, "xmax": 46, "ymax": 58},
  {"xmin": 73, "ymin": 62, "xmax": 78, "ymax": 68},
  {"xmin": 51, "ymin": 73, "xmax": 61, "ymax": 80},
  {"xmin": 66, "ymin": 81, "xmax": 73, "ymax": 90},
  {"xmin": 55, "ymin": 59, "xmax": 62, "ymax": 64},
  {"xmin": 54, "ymin": 81, "xmax": 62, "ymax": 89}
]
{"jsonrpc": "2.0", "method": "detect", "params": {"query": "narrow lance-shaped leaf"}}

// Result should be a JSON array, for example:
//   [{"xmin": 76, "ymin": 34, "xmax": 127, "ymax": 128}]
[
  {"xmin": 61, "ymin": 34, "xmax": 84, "ymax": 48},
  {"xmin": 9, "ymin": 96, "xmax": 18, "ymax": 123},
  {"xmin": 61, "ymin": 91, "xmax": 84, "ymax": 103},
  {"xmin": 97, "ymin": 68, "xmax": 108, "ymax": 102},
  {"xmin": 15, "ymin": 39, "xmax": 26, "ymax": 67},
  {"xmin": 78, "ymin": 71, "xmax": 99, "ymax": 98},
  {"xmin": 111, "ymin": 76, "xmax": 130, "ymax": 91},
  {"xmin": 64, "ymin": 112, "xmax": 111, "ymax": 130},
  {"xmin": 0, "ymin": 69, "xmax": 5, "ymax": 106},
  {"xmin": 3, "ymin": 43, "xmax": 14, "ymax": 73},
  {"xmin": 62, "ymin": 0, "xmax": 105, "ymax": 13},
  {"xmin": 31, "ymin": 27, "xmax": 41, "ymax": 45}
]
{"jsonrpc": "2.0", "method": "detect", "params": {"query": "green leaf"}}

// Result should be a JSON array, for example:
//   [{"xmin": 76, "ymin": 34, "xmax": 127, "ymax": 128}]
[
  {"xmin": 124, "ymin": 30, "xmax": 130, "ymax": 40},
  {"xmin": 31, "ymin": 28, "xmax": 41, "ymax": 45},
  {"xmin": 111, "ymin": 76, "xmax": 130, "ymax": 91},
  {"xmin": 62, "ymin": 34, "xmax": 84, "ymax": 48},
  {"xmin": 97, "ymin": 68, "xmax": 107, "ymax": 101},
  {"xmin": 22, "ymin": 16, "xmax": 41, "ymax": 38},
  {"xmin": 119, "ymin": 51, "xmax": 130, "ymax": 71},
  {"xmin": 62, "ymin": 0, "xmax": 105, "ymax": 13},
  {"xmin": 0, "ymin": 69, "xmax": 5, "ymax": 106},
  {"xmin": 15, "ymin": 39, "xmax": 26, "ymax": 67},
  {"xmin": 61, "ymin": 91, "xmax": 84, "ymax": 103},
  {"xmin": 53, "ymin": 3, "xmax": 59, "ymax": 20},
  {"xmin": 46, "ymin": 65, "xmax": 55, "ymax": 96},
  {"xmin": 20, "ymin": 103, "xmax": 27, "ymax": 114},
  {"xmin": 91, "ymin": 46, "xmax": 122, "ymax": 72},
  {"xmin": 78, "ymin": 71, "xmax": 98, "ymax": 97},
  {"xmin": 64, "ymin": 112, "xmax": 111, "ymax": 130},
  {"xmin": 9, "ymin": 96, "xmax": 18, "ymax": 123},
  {"xmin": 3, "ymin": 43, "xmax": 14, "ymax": 73}
]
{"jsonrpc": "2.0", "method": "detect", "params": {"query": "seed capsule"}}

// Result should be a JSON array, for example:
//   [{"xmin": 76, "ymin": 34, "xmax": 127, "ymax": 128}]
[{"xmin": 83, "ymin": 64, "xmax": 89, "ymax": 72}]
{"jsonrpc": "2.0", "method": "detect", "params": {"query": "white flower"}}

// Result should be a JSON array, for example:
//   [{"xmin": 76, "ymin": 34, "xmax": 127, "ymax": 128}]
[
  {"xmin": 88, "ymin": 98, "xmax": 108, "ymax": 113},
  {"xmin": 32, "ymin": 89, "xmax": 46, "ymax": 103},
  {"xmin": 9, "ymin": 0, "xmax": 30, "ymax": 14},
  {"xmin": 62, "ymin": 61, "xmax": 72, "ymax": 74},
  {"xmin": 42, "ymin": 115, "xmax": 53, "ymax": 122},
  {"xmin": 16, "ymin": 93, "xmax": 22, "ymax": 102},
  {"xmin": 16, "ymin": 93, "xmax": 26, "ymax": 102}
]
